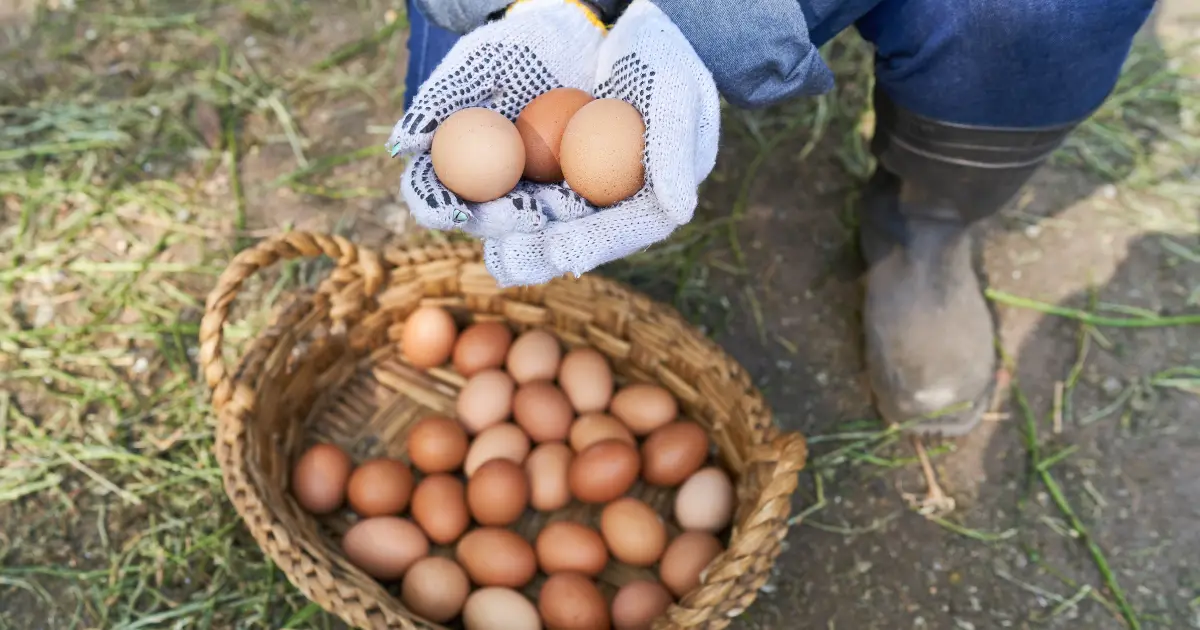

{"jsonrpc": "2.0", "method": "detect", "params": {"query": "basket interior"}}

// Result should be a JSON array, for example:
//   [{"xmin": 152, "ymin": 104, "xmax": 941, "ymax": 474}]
[{"xmin": 219, "ymin": 255, "xmax": 795, "ymax": 630}]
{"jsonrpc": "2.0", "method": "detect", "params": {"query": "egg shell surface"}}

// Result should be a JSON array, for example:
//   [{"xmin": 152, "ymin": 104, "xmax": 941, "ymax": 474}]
[
  {"xmin": 568, "ymin": 439, "xmax": 640, "ymax": 504},
  {"xmin": 410, "ymin": 473, "xmax": 470, "ymax": 544},
  {"xmin": 516, "ymin": 88, "xmax": 594, "ymax": 182},
  {"xmin": 401, "ymin": 306, "xmax": 458, "ymax": 368},
  {"xmin": 560, "ymin": 98, "xmax": 646, "ymax": 206},
  {"xmin": 463, "ymin": 422, "xmax": 531, "ymax": 476},
  {"xmin": 456, "ymin": 528, "xmax": 538, "ymax": 588},
  {"xmin": 346, "ymin": 458, "xmax": 414, "ymax": 517},
  {"xmin": 453, "ymin": 321, "xmax": 514, "ymax": 376},
  {"xmin": 341, "ymin": 517, "xmax": 429, "ymax": 581},
  {"xmin": 431, "ymin": 107, "xmax": 525, "ymax": 202},
  {"xmin": 291, "ymin": 443, "xmax": 352, "ymax": 514}
]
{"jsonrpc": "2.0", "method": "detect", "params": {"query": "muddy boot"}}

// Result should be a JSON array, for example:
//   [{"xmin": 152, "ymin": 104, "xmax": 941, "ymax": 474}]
[{"xmin": 860, "ymin": 91, "xmax": 1077, "ymax": 436}]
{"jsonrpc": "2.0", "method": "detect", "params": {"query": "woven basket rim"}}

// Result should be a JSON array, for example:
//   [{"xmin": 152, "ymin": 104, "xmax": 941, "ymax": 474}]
[{"xmin": 199, "ymin": 231, "xmax": 808, "ymax": 630}]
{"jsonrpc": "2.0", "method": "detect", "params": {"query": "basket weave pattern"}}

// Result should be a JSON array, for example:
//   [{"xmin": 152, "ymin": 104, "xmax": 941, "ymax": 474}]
[{"xmin": 200, "ymin": 232, "xmax": 808, "ymax": 630}]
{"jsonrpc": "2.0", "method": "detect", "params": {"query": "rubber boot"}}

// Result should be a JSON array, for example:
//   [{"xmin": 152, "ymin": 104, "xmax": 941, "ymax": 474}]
[{"xmin": 861, "ymin": 90, "xmax": 1077, "ymax": 436}]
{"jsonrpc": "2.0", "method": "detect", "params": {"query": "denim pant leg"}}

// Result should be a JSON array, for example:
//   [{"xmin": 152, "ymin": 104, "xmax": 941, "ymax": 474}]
[
  {"xmin": 854, "ymin": 0, "xmax": 1156, "ymax": 128},
  {"xmin": 405, "ymin": 0, "xmax": 462, "ymax": 111}
]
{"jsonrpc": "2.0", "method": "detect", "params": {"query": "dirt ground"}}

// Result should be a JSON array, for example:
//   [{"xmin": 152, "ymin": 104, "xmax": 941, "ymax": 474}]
[{"xmin": 1, "ymin": 1, "xmax": 1197, "ymax": 629}]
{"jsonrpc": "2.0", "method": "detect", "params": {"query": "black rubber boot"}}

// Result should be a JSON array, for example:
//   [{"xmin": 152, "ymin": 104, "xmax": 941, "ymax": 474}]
[{"xmin": 861, "ymin": 90, "xmax": 1077, "ymax": 436}]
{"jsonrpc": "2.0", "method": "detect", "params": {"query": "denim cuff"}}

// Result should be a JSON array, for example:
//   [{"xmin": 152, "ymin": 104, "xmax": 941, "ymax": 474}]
[{"xmin": 648, "ymin": 0, "xmax": 834, "ymax": 108}]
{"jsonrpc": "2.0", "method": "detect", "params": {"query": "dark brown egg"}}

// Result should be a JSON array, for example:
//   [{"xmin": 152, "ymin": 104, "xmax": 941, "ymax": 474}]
[
  {"xmin": 516, "ymin": 87, "xmax": 595, "ymax": 182},
  {"xmin": 611, "ymin": 580, "xmax": 674, "ymax": 630},
  {"xmin": 467, "ymin": 459, "xmax": 530, "ymax": 526},
  {"xmin": 406, "ymin": 415, "xmax": 469, "ymax": 474},
  {"xmin": 568, "ymin": 439, "xmax": 640, "ymax": 504},
  {"xmin": 346, "ymin": 458, "xmax": 414, "ymax": 517},
  {"xmin": 512, "ymin": 381, "xmax": 574, "ymax": 443},
  {"xmin": 456, "ymin": 528, "xmax": 538, "ymax": 588},
  {"xmin": 536, "ymin": 521, "xmax": 609, "ymax": 577},
  {"xmin": 659, "ymin": 532, "xmax": 724, "ymax": 598},
  {"xmin": 453, "ymin": 321, "xmax": 513, "ymax": 376},
  {"xmin": 410, "ymin": 474, "xmax": 470, "ymax": 545},
  {"xmin": 539, "ymin": 573, "xmax": 611, "ymax": 630},
  {"xmin": 291, "ymin": 443, "xmax": 352, "ymax": 514},
  {"xmin": 641, "ymin": 420, "xmax": 710, "ymax": 487}
]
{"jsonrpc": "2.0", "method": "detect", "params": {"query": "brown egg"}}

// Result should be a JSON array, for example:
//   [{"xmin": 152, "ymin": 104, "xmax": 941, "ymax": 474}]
[
  {"xmin": 346, "ymin": 458, "xmax": 414, "ymax": 517},
  {"xmin": 568, "ymin": 439, "xmax": 640, "ymax": 504},
  {"xmin": 401, "ymin": 306, "xmax": 458, "ymax": 368},
  {"xmin": 600, "ymin": 498, "xmax": 667, "ymax": 566},
  {"xmin": 401, "ymin": 556, "xmax": 471, "ymax": 623},
  {"xmin": 453, "ymin": 321, "xmax": 513, "ymax": 376},
  {"xmin": 536, "ymin": 521, "xmax": 608, "ymax": 577},
  {"xmin": 516, "ymin": 88, "xmax": 595, "ymax": 182},
  {"xmin": 410, "ymin": 473, "xmax": 470, "ymax": 544},
  {"xmin": 506, "ymin": 329, "xmax": 562, "ymax": 384},
  {"xmin": 539, "ymin": 573, "xmax": 611, "ymax": 630},
  {"xmin": 291, "ymin": 443, "xmax": 352, "ymax": 514},
  {"xmin": 431, "ymin": 107, "xmax": 525, "ymax": 203},
  {"xmin": 342, "ymin": 516, "xmax": 429, "ymax": 580},
  {"xmin": 659, "ymin": 532, "xmax": 724, "ymax": 598},
  {"xmin": 512, "ymin": 381, "xmax": 574, "ymax": 442},
  {"xmin": 610, "ymin": 383, "xmax": 678, "ymax": 435},
  {"xmin": 611, "ymin": 580, "xmax": 674, "ymax": 630},
  {"xmin": 464, "ymin": 422, "xmax": 531, "ymax": 477},
  {"xmin": 641, "ymin": 421, "xmax": 710, "ymax": 487},
  {"xmin": 457, "ymin": 369, "xmax": 515, "ymax": 434},
  {"xmin": 456, "ymin": 528, "xmax": 538, "ymax": 588},
  {"xmin": 462, "ymin": 588, "xmax": 542, "ymax": 630},
  {"xmin": 568, "ymin": 413, "xmax": 636, "ymax": 452},
  {"xmin": 560, "ymin": 98, "xmax": 646, "ymax": 207},
  {"xmin": 467, "ymin": 459, "xmax": 530, "ymax": 526},
  {"xmin": 557, "ymin": 347, "xmax": 614, "ymax": 413},
  {"xmin": 674, "ymin": 467, "xmax": 735, "ymax": 533},
  {"xmin": 525, "ymin": 442, "xmax": 574, "ymax": 511},
  {"xmin": 406, "ymin": 415, "xmax": 469, "ymax": 474}
]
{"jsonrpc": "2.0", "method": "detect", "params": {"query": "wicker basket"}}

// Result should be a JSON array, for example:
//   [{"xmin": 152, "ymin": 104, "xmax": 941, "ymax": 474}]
[{"xmin": 199, "ymin": 231, "xmax": 808, "ymax": 630}]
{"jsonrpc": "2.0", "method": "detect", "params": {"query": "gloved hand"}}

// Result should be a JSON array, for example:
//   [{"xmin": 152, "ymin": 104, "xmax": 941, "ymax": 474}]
[
  {"xmin": 480, "ymin": 0, "xmax": 721, "ymax": 287},
  {"xmin": 386, "ymin": 0, "xmax": 606, "ymax": 232}
]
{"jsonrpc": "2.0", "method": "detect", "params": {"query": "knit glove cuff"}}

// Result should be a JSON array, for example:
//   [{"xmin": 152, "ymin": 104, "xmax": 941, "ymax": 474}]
[{"xmin": 387, "ymin": 0, "xmax": 605, "ymax": 232}]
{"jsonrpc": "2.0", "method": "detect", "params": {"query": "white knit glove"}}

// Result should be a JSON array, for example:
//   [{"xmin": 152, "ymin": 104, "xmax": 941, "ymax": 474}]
[
  {"xmin": 481, "ymin": 0, "xmax": 721, "ymax": 287},
  {"xmin": 386, "ymin": 0, "xmax": 605, "ymax": 232}
]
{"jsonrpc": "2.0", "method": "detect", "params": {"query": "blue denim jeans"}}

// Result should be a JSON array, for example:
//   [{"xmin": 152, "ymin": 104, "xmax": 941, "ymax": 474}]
[
  {"xmin": 404, "ymin": 0, "xmax": 1152, "ymax": 128},
  {"xmin": 404, "ymin": 0, "xmax": 463, "ymax": 111}
]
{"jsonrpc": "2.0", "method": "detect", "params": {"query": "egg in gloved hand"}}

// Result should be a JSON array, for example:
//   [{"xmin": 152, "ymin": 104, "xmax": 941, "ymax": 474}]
[
  {"xmin": 560, "ymin": 98, "xmax": 646, "ymax": 206},
  {"xmin": 431, "ymin": 108, "xmax": 525, "ymax": 203},
  {"xmin": 516, "ymin": 87, "xmax": 595, "ymax": 182}
]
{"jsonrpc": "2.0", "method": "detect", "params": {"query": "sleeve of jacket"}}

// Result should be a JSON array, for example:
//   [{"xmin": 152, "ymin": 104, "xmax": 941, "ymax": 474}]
[
  {"xmin": 649, "ymin": 0, "xmax": 834, "ymax": 109},
  {"xmin": 414, "ymin": 0, "xmax": 630, "ymax": 34}
]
